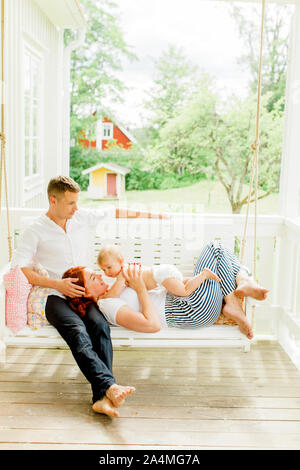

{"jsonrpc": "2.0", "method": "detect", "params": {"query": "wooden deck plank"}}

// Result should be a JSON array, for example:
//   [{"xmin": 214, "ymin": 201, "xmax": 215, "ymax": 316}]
[
  {"xmin": 1, "ymin": 403, "xmax": 300, "ymax": 421},
  {"xmin": 2, "ymin": 415, "xmax": 300, "ymax": 434},
  {"xmin": 5, "ymin": 347, "xmax": 294, "ymax": 363},
  {"xmin": 1, "ymin": 368, "xmax": 300, "ymax": 379},
  {"xmin": 1, "ymin": 373, "xmax": 300, "ymax": 386},
  {"xmin": 4, "ymin": 346, "xmax": 293, "ymax": 358},
  {"xmin": 0, "ymin": 428, "xmax": 299, "ymax": 449},
  {"xmin": 1, "ymin": 381, "xmax": 300, "ymax": 398},
  {"xmin": 0, "ymin": 444, "xmax": 205, "ymax": 450},
  {"xmin": 0, "ymin": 343, "xmax": 300, "ymax": 450},
  {"xmin": 4, "ymin": 357, "xmax": 296, "ymax": 369},
  {"xmin": 1, "ymin": 391, "xmax": 300, "ymax": 408},
  {"xmin": 2, "ymin": 361, "xmax": 298, "ymax": 374}
]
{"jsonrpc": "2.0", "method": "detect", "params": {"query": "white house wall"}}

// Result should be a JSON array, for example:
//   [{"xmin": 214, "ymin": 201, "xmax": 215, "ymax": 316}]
[{"xmin": 5, "ymin": 0, "xmax": 66, "ymax": 209}]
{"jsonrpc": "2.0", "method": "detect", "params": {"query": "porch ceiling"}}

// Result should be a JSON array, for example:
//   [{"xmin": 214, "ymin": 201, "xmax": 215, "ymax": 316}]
[{"xmin": 34, "ymin": 0, "xmax": 86, "ymax": 29}]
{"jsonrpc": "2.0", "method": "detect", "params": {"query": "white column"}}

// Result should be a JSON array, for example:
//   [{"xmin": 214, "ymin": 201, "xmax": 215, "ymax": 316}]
[
  {"xmin": 61, "ymin": 29, "xmax": 86, "ymax": 176},
  {"xmin": 96, "ymin": 119, "xmax": 103, "ymax": 150},
  {"xmin": 278, "ymin": 4, "xmax": 300, "ymax": 218},
  {"xmin": 5, "ymin": 0, "xmax": 23, "ymax": 207}
]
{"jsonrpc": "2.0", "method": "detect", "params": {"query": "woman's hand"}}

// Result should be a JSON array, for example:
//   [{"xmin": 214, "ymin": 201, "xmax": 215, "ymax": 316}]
[
  {"xmin": 57, "ymin": 278, "xmax": 85, "ymax": 298},
  {"xmin": 122, "ymin": 263, "xmax": 145, "ymax": 292}
]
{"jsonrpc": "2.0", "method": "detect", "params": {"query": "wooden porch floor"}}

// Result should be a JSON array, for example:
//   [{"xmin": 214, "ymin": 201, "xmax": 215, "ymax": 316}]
[{"xmin": 0, "ymin": 342, "xmax": 300, "ymax": 450}]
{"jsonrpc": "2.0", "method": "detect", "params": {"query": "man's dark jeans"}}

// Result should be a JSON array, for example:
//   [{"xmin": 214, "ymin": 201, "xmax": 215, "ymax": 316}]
[{"xmin": 45, "ymin": 295, "xmax": 115, "ymax": 403}]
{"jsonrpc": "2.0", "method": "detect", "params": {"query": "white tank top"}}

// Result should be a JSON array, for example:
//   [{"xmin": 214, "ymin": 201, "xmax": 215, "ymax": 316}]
[{"xmin": 98, "ymin": 287, "xmax": 168, "ymax": 328}]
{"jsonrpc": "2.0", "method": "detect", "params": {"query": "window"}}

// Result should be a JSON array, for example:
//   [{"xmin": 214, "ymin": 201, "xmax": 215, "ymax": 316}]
[
  {"xmin": 24, "ymin": 46, "xmax": 42, "ymax": 183},
  {"xmin": 103, "ymin": 123, "xmax": 113, "ymax": 139}
]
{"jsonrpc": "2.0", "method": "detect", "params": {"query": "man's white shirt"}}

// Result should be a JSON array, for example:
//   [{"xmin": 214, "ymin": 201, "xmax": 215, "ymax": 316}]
[{"xmin": 11, "ymin": 207, "xmax": 115, "ymax": 298}]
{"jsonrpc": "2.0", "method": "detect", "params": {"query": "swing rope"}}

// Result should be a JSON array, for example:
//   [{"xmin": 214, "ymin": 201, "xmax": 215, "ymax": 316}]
[
  {"xmin": 240, "ymin": 0, "xmax": 266, "ymax": 329},
  {"xmin": 0, "ymin": 0, "xmax": 12, "ymax": 262}
]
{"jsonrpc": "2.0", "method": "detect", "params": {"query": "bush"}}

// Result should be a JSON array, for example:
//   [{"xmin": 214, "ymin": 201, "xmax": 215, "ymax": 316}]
[
  {"xmin": 126, "ymin": 168, "xmax": 164, "ymax": 190},
  {"xmin": 70, "ymin": 144, "xmax": 207, "ymax": 193},
  {"xmin": 69, "ymin": 146, "xmax": 101, "ymax": 190}
]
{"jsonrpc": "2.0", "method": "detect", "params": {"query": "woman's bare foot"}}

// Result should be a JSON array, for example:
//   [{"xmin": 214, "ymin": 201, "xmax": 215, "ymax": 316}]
[
  {"xmin": 202, "ymin": 268, "xmax": 221, "ymax": 283},
  {"xmin": 92, "ymin": 396, "xmax": 119, "ymax": 418},
  {"xmin": 222, "ymin": 292, "xmax": 253, "ymax": 339},
  {"xmin": 235, "ymin": 278, "xmax": 268, "ymax": 301},
  {"xmin": 106, "ymin": 384, "xmax": 136, "ymax": 408}
]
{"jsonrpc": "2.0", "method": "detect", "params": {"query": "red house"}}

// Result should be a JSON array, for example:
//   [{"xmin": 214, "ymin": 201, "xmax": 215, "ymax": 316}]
[{"xmin": 79, "ymin": 116, "xmax": 137, "ymax": 150}]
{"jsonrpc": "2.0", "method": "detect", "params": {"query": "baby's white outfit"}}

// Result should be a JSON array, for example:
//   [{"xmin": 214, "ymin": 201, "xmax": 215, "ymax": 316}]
[
  {"xmin": 120, "ymin": 263, "xmax": 183, "ymax": 287},
  {"xmin": 151, "ymin": 264, "xmax": 183, "ymax": 286}
]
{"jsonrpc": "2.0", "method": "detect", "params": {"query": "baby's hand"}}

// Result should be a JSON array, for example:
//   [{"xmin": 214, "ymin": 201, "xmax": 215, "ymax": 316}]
[
  {"xmin": 202, "ymin": 268, "xmax": 221, "ymax": 282},
  {"xmin": 122, "ymin": 263, "xmax": 145, "ymax": 292}
]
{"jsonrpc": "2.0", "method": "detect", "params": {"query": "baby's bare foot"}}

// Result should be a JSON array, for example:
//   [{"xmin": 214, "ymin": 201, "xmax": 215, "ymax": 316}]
[
  {"xmin": 92, "ymin": 397, "xmax": 119, "ymax": 418},
  {"xmin": 106, "ymin": 384, "xmax": 136, "ymax": 408}
]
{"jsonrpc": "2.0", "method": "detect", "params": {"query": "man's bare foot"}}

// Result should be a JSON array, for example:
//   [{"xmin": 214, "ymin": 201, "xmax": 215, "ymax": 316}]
[
  {"xmin": 203, "ymin": 268, "xmax": 221, "ymax": 283},
  {"xmin": 223, "ymin": 292, "xmax": 253, "ymax": 340},
  {"xmin": 235, "ymin": 278, "xmax": 268, "ymax": 301},
  {"xmin": 106, "ymin": 384, "xmax": 136, "ymax": 408},
  {"xmin": 92, "ymin": 396, "xmax": 119, "ymax": 418}
]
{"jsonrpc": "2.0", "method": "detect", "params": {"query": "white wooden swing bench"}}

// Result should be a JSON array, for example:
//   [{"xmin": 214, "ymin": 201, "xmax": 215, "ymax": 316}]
[{"xmin": 0, "ymin": 210, "xmax": 261, "ymax": 359}]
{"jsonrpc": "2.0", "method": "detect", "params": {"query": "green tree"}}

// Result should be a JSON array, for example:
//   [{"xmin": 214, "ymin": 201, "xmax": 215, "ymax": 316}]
[
  {"xmin": 228, "ymin": 3, "xmax": 293, "ymax": 111},
  {"xmin": 211, "ymin": 93, "xmax": 284, "ymax": 213},
  {"xmin": 65, "ymin": 0, "xmax": 136, "ymax": 142},
  {"xmin": 150, "ymin": 88, "xmax": 283, "ymax": 213},
  {"xmin": 144, "ymin": 45, "xmax": 200, "ymax": 139},
  {"xmin": 69, "ymin": 146, "xmax": 100, "ymax": 190},
  {"xmin": 148, "ymin": 76, "xmax": 218, "ymax": 177}
]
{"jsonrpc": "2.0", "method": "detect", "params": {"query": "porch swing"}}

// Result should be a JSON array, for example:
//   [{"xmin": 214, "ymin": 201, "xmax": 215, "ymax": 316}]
[{"xmin": 0, "ymin": 0, "xmax": 267, "ymax": 354}]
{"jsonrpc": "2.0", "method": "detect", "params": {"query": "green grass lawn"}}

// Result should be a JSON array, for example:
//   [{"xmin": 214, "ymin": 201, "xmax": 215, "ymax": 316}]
[{"xmin": 79, "ymin": 180, "xmax": 279, "ymax": 214}]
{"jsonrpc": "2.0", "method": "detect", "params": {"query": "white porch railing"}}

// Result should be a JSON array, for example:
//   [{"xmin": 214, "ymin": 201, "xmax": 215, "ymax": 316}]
[
  {"xmin": 274, "ymin": 217, "xmax": 300, "ymax": 370},
  {"xmin": 0, "ymin": 208, "xmax": 294, "ymax": 361}
]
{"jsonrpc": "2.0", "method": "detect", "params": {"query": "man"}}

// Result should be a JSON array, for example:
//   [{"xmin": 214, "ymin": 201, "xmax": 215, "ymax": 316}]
[{"xmin": 12, "ymin": 176, "xmax": 165, "ymax": 417}]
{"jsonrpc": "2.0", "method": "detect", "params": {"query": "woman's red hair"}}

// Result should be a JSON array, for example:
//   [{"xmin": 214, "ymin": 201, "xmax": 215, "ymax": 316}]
[{"xmin": 62, "ymin": 266, "xmax": 95, "ymax": 318}]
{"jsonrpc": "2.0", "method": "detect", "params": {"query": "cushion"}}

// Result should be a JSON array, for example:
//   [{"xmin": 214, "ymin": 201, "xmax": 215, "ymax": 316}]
[
  {"xmin": 27, "ymin": 264, "xmax": 50, "ymax": 330},
  {"xmin": 214, "ymin": 312, "xmax": 237, "ymax": 326},
  {"xmin": 4, "ymin": 266, "xmax": 31, "ymax": 334}
]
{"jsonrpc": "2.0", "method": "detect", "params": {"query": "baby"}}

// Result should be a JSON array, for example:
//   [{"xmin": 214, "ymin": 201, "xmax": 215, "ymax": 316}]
[{"xmin": 97, "ymin": 245, "xmax": 221, "ymax": 297}]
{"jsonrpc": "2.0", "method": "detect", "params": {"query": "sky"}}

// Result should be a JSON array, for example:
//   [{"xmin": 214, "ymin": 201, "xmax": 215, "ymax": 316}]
[{"xmin": 107, "ymin": 0, "xmax": 292, "ymax": 129}]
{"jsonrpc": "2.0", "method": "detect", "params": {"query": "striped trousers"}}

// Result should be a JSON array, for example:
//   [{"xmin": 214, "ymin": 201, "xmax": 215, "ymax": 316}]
[{"xmin": 164, "ymin": 240, "xmax": 250, "ymax": 328}]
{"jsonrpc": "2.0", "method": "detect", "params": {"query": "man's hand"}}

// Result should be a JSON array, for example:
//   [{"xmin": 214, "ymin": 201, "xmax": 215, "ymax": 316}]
[
  {"xmin": 116, "ymin": 208, "xmax": 170, "ymax": 219},
  {"xmin": 58, "ymin": 278, "xmax": 86, "ymax": 298}
]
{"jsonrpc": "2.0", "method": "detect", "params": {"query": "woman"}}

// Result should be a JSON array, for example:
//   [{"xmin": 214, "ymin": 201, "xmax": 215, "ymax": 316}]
[{"xmin": 64, "ymin": 241, "xmax": 268, "ymax": 341}]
